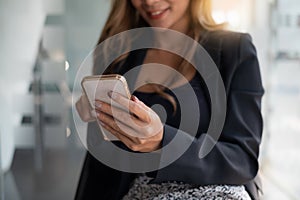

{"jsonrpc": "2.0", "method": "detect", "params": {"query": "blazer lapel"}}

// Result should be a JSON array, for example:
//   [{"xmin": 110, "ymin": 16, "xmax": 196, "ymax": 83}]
[
  {"xmin": 116, "ymin": 32, "xmax": 223, "ymax": 93},
  {"xmin": 200, "ymin": 32, "xmax": 222, "ymax": 70}
]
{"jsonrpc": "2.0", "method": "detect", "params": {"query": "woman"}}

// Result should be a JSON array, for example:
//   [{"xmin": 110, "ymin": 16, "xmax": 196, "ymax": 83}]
[{"xmin": 75, "ymin": 0, "xmax": 264, "ymax": 199}]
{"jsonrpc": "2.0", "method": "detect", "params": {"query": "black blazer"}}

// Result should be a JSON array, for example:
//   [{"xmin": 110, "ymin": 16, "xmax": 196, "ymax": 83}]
[{"xmin": 75, "ymin": 30, "xmax": 264, "ymax": 200}]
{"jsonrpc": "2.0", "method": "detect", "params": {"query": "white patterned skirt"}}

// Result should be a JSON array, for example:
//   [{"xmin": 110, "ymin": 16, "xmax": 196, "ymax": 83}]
[{"xmin": 122, "ymin": 174, "xmax": 251, "ymax": 200}]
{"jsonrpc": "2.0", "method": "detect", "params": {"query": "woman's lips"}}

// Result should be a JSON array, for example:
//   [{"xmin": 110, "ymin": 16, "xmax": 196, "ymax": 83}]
[{"xmin": 147, "ymin": 8, "xmax": 169, "ymax": 20}]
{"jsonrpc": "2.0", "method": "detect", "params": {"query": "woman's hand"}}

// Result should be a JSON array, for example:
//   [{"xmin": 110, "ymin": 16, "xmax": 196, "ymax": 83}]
[
  {"xmin": 75, "ymin": 94, "xmax": 97, "ymax": 122},
  {"xmin": 95, "ymin": 92, "xmax": 164, "ymax": 152}
]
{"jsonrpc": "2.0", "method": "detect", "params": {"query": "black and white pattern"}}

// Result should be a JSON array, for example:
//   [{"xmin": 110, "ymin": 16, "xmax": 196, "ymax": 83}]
[{"xmin": 122, "ymin": 174, "xmax": 251, "ymax": 200}]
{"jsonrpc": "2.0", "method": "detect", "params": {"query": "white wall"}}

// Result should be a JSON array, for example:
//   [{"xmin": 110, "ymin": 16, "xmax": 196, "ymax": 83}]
[
  {"xmin": 0, "ymin": 0, "xmax": 110, "ymax": 171},
  {"xmin": 0, "ymin": 0, "xmax": 45, "ymax": 171}
]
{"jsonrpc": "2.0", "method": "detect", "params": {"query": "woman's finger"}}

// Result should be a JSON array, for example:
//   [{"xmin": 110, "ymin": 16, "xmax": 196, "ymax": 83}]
[
  {"xmin": 100, "ymin": 122, "xmax": 137, "ymax": 149},
  {"xmin": 95, "ymin": 100, "xmax": 147, "ymax": 130},
  {"xmin": 96, "ymin": 111, "xmax": 144, "ymax": 139},
  {"xmin": 75, "ymin": 94, "xmax": 96, "ymax": 122},
  {"xmin": 109, "ymin": 92, "xmax": 151, "ymax": 122},
  {"xmin": 100, "ymin": 119, "xmax": 155, "ymax": 152},
  {"xmin": 97, "ymin": 106, "xmax": 163, "ymax": 138}
]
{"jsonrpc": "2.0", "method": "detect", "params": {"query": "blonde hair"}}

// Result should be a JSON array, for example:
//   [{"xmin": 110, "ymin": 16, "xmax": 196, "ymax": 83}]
[
  {"xmin": 94, "ymin": 0, "xmax": 225, "ymax": 113},
  {"xmin": 98, "ymin": 0, "xmax": 224, "ymax": 45}
]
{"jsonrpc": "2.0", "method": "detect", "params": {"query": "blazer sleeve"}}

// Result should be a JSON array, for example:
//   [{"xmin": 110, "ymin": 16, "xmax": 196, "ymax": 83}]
[{"xmin": 151, "ymin": 33, "xmax": 264, "ymax": 185}]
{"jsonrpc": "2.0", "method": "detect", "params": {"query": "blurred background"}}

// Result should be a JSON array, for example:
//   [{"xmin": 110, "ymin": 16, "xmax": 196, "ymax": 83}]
[{"xmin": 0, "ymin": 0, "xmax": 299, "ymax": 199}]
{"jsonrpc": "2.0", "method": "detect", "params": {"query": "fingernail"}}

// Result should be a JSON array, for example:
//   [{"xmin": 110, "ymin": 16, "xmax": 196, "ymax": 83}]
[
  {"xmin": 95, "ymin": 101, "xmax": 102, "ymax": 108},
  {"xmin": 108, "ymin": 91, "xmax": 117, "ymax": 99},
  {"xmin": 96, "ymin": 111, "xmax": 100, "ymax": 117},
  {"xmin": 108, "ymin": 91, "xmax": 113, "ymax": 98},
  {"xmin": 99, "ymin": 121, "xmax": 105, "ymax": 126},
  {"xmin": 132, "ymin": 95, "xmax": 139, "ymax": 102},
  {"xmin": 91, "ymin": 110, "xmax": 97, "ymax": 118}
]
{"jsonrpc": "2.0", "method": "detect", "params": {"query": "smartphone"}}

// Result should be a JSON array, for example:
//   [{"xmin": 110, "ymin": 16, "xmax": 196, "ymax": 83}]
[{"xmin": 81, "ymin": 74, "xmax": 131, "ymax": 140}]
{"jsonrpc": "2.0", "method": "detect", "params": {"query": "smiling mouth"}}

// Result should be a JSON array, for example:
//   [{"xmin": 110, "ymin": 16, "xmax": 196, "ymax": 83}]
[{"xmin": 147, "ymin": 8, "xmax": 169, "ymax": 19}]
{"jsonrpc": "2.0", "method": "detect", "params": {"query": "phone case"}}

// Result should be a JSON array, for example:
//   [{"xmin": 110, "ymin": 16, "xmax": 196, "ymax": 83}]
[{"xmin": 81, "ymin": 74, "xmax": 131, "ymax": 141}]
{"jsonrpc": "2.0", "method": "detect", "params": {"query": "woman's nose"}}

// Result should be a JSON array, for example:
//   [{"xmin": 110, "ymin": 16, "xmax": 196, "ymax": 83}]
[{"xmin": 143, "ymin": 0, "xmax": 160, "ymax": 7}]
